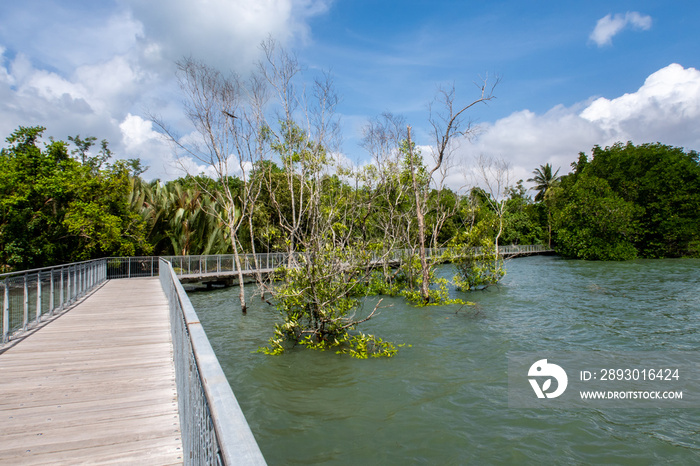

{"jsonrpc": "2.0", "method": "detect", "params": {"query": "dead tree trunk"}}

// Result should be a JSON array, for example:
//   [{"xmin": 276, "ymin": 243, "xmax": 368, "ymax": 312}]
[{"xmin": 406, "ymin": 126, "xmax": 431, "ymax": 303}]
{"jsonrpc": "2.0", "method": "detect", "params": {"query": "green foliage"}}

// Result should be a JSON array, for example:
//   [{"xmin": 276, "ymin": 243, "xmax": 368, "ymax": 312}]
[
  {"xmin": 501, "ymin": 180, "xmax": 545, "ymax": 245},
  {"xmin": 259, "ymin": 245, "xmax": 399, "ymax": 358},
  {"xmin": 401, "ymin": 276, "xmax": 472, "ymax": 307},
  {"xmin": 0, "ymin": 126, "xmax": 151, "ymax": 270},
  {"xmin": 361, "ymin": 252, "xmax": 471, "ymax": 306},
  {"xmin": 586, "ymin": 142, "xmax": 700, "ymax": 258},
  {"xmin": 338, "ymin": 334, "xmax": 406, "ymax": 359},
  {"xmin": 528, "ymin": 163, "xmax": 561, "ymax": 202},
  {"xmin": 353, "ymin": 270, "xmax": 405, "ymax": 297},
  {"xmin": 450, "ymin": 238, "xmax": 506, "ymax": 291},
  {"xmin": 551, "ymin": 142, "xmax": 700, "ymax": 260},
  {"xmin": 448, "ymin": 194, "xmax": 507, "ymax": 289},
  {"xmin": 128, "ymin": 176, "xmax": 233, "ymax": 256},
  {"xmin": 554, "ymin": 173, "xmax": 639, "ymax": 260}
]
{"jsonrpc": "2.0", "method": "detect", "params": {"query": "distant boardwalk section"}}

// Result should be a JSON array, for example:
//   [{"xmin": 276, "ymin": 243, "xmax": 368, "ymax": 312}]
[
  {"xmin": 164, "ymin": 244, "xmax": 554, "ymax": 287},
  {"xmin": 0, "ymin": 278, "xmax": 183, "ymax": 464}
]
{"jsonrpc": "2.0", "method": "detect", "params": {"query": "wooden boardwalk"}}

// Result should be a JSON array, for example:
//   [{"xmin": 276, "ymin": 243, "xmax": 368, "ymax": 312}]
[{"xmin": 0, "ymin": 278, "xmax": 183, "ymax": 465}]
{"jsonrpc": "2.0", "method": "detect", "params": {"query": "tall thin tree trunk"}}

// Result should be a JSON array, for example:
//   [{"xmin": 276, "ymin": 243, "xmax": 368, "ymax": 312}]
[
  {"xmin": 407, "ymin": 127, "xmax": 430, "ymax": 303},
  {"xmin": 248, "ymin": 213, "xmax": 266, "ymax": 300},
  {"xmin": 230, "ymin": 232, "xmax": 247, "ymax": 314},
  {"xmin": 495, "ymin": 206, "xmax": 503, "ymax": 256}
]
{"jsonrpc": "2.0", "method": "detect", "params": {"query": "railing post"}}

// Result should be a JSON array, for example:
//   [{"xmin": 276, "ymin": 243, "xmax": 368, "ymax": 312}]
[
  {"xmin": 60, "ymin": 267, "xmax": 65, "ymax": 310},
  {"xmin": 23, "ymin": 274, "xmax": 28, "ymax": 330},
  {"xmin": 36, "ymin": 271, "xmax": 42, "ymax": 322},
  {"xmin": 50, "ymin": 269, "xmax": 55, "ymax": 316},
  {"xmin": 2, "ymin": 279, "xmax": 8, "ymax": 343},
  {"xmin": 70, "ymin": 266, "xmax": 74, "ymax": 302}
]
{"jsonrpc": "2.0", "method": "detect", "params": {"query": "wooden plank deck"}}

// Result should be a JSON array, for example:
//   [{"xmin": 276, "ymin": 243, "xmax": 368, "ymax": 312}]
[{"xmin": 0, "ymin": 278, "xmax": 183, "ymax": 465}]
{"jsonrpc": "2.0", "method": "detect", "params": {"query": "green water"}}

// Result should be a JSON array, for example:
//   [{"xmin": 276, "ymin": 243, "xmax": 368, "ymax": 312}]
[{"xmin": 187, "ymin": 256, "xmax": 700, "ymax": 464}]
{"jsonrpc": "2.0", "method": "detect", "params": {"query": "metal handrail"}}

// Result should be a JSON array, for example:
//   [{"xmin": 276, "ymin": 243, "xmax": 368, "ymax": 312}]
[
  {"xmin": 2, "ymin": 245, "xmax": 552, "ymax": 343},
  {"xmin": 158, "ymin": 245, "xmax": 552, "ymax": 277},
  {"xmin": 1, "ymin": 259, "xmax": 107, "ymax": 343},
  {"xmin": 159, "ymin": 258, "xmax": 266, "ymax": 465}
]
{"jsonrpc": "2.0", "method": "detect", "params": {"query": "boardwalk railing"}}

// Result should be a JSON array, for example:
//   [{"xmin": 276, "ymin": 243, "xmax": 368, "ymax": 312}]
[
  {"xmin": 159, "ymin": 258, "xmax": 266, "ymax": 465},
  {"xmin": 2, "ymin": 245, "xmax": 552, "ymax": 343},
  {"xmin": 1, "ymin": 259, "xmax": 107, "ymax": 343},
  {"xmin": 161, "ymin": 244, "xmax": 552, "ymax": 277}
]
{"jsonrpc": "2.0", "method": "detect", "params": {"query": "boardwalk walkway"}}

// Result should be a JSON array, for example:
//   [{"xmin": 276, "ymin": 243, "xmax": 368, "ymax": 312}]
[{"xmin": 0, "ymin": 278, "xmax": 183, "ymax": 465}]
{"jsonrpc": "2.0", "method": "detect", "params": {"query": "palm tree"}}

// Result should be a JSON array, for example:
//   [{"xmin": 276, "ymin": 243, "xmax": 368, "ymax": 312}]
[
  {"xmin": 166, "ymin": 183, "xmax": 228, "ymax": 256},
  {"xmin": 528, "ymin": 163, "xmax": 561, "ymax": 202},
  {"xmin": 528, "ymin": 163, "xmax": 561, "ymax": 248}
]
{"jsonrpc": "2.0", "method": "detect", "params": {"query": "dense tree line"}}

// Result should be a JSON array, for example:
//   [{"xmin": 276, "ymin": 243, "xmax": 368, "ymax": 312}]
[
  {"xmin": 550, "ymin": 142, "xmax": 700, "ymax": 260},
  {"xmin": 2, "ymin": 123, "xmax": 698, "ymax": 355},
  {"xmin": 4, "ymin": 128, "xmax": 696, "ymax": 272},
  {"xmin": 0, "ymin": 126, "xmax": 520, "ymax": 270}
]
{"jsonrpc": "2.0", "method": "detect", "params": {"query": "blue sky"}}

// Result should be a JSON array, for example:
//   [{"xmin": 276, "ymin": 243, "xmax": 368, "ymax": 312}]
[{"xmin": 0, "ymin": 0, "xmax": 698, "ymax": 187}]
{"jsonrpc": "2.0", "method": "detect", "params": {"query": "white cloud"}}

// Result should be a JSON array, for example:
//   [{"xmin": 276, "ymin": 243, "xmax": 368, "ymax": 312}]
[
  {"xmin": 454, "ymin": 64, "xmax": 700, "ymax": 191},
  {"xmin": 0, "ymin": 6, "xmax": 144, "ymax": 76},
  {"xmin": 0, "ymin": 1, "xmax": 330, "ymax": 182},
  {"xmin": 119, "ymin": 114, "xmax": 174, "ymax": 179},
  {"xmin": 590, "ymin": 12, "xmax": 652, "ymax": 47},
  {"xmin": 580, "ymin": 63, "xmax": 700, "ymax": 140},
  {"xmin": 121, "ymin": 0, "xmax": 331, "ymax": 71},
  {"xmin": 120, "ymin": 113, "xmax": 159, "ymax": 148}
]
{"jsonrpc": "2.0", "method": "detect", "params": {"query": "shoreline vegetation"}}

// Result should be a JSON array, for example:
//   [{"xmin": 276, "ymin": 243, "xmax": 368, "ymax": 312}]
[
  {"xmin": 2, "ymin": 125, "xmax": 697, "ymax": 356},
  {"xmin": 2, "ymin": 46, "xmax": 699, "ymax": 356}
]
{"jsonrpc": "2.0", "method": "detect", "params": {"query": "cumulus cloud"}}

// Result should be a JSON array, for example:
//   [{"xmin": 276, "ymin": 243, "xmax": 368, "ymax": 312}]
[
  {"xmin": 454, "ymin": 64, "xmax": 700, "ymax": 191},
  {"xmin": 590, "ymin": 12, "xmax": 652, "ymax": 47},
  {"xmin": 121, "ymin": 0, "xmax": 331, "ymax": 71},
  {"xmin": 580, "ymin": 63, "xmax": 700, "ymax": 142},
  {"xmin": 0, "ymin": 48, "xmax": 154, "ymax": 158},
  {"xmin": 459, "ymin": 107, "xmax": 603, "ymax": 187},
  {"xmin": 0, "ymin": 0, "xmax": 331, "ymax": 181}
]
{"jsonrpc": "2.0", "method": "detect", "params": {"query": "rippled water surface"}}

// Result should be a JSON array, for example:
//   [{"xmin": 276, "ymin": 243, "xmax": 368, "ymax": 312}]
[{"xmin": 187, "ymin": 256, "xmax": 700, "ymax": 464}]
